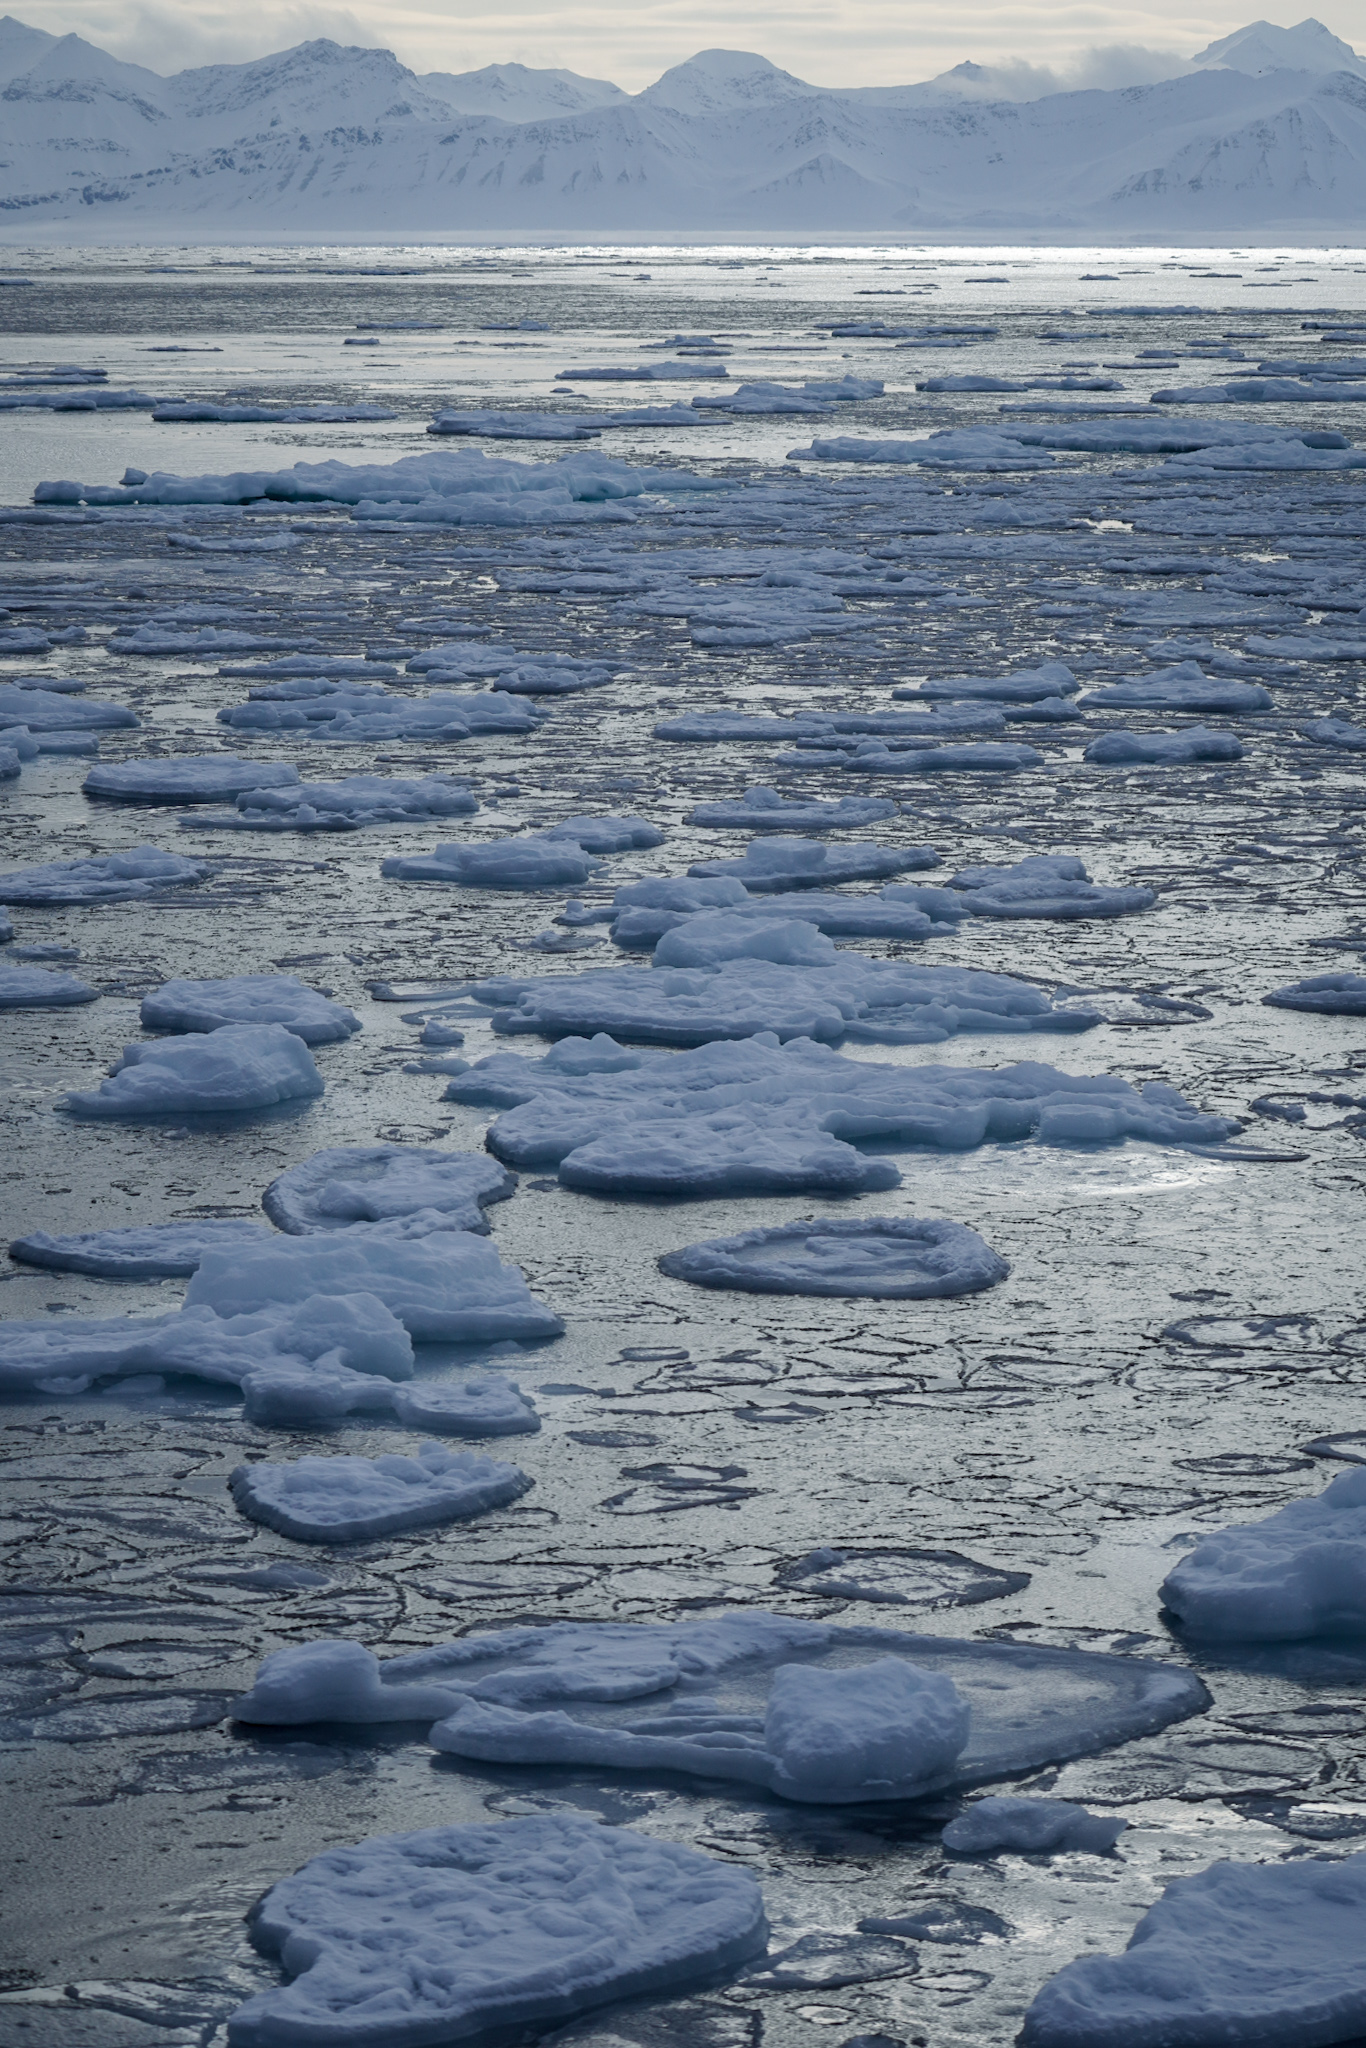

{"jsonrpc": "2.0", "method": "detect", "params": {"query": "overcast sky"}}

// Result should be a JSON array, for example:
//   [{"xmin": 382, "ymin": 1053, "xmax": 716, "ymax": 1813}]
[{"xmin": 11, "ymin": 0, "xmax": 1363, "ymax": 90}]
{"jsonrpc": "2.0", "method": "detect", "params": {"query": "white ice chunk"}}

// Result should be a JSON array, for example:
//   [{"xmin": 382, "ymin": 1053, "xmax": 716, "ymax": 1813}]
[
  {"xmin": 185, "ymin": 1230, "xmax": 564, "ymax": 1344},
  {"xmin": 226, "ymin": 1816, "xmax": 768, "ymax": 2048},
  {"xmin": 1020, "ymin": 1852, "xmax": 1366, "ymax": 2048},
  {"xmin": 141, "ymin": 974, "xmax": 361, "ymax": 1044},
  {"xmin": 766, "ymin": 1658, "xmax": 971, "ymax": 1798},
  {"xmin": 688, "ymin": 835, "xmax": 938, "ymax": 891},
  {"xmin": 687, "ymin": 788, "xmax": 897, "ymax": 831},
  {"xmin": 949, "ymin": 855, "xmax": 1155, "ymax": 920},
  {"xmin": 240, "ymin": 1368, "xmax": 541, "ymax": 1437},
  {"xmin": 1305, "ymin": 717, "xmax": 1366, "ymax": 749},
  {"xmin": 903, "ymin": 662, "xmax": 1078, "ymax": 704},
  {"xmin": 658, "ymin": 1215, "xmax": 1009, "ymax": 1298},
  {"xmin": 85, "ymin": 758, "xmax": 301, "ymax": 803},
  {"xmin": 263, "ymin": 1146, "xmax": 515, "ymax": 1236},
  {"xmin": 229, "ymin": 1441, "xmax": 533, "ymax": 1543},
  {"xmin": 943, "ymin": 1796, "xmax": 1127, "ymax": 1855},
  {"xmin": 844, "ymin": 742, "xmax": 1043, "ymax": 775},
  {"xmin": 0, "ymin": 683, "xmax": 137, "ymax": 732},
  {"xmin": 234, "ymin": 1618, "xmax": 1207, "ymax": 1808},
  {"xmin": 793, "ymin": 431, "xmax": 1054, "ymax": 470},
  {"xmin": 154, "ymin": 401, "xmax": 395, "ymax": 423},
  {"xmin": 0, "ymin": 845, "xmax": 204, "ymax": 905},
  {"xmin": 1262, "ymin": 972, "xmax": 1366, "ymax": 1016},
  {"xmin": 1079, "ymin": 664, "xmax": 1274, "ymax": 713},
  {"xmin": 1161, "ymin": 1466, "xmax": 1366, "ymax": 1640},
  {"xmin": 0, "ymin": 963, "xmax": 96, "ymax": 1007},
  {"xmin": 199, "ymin": 774, "xmax": 479, "ymax": 831},
  {"xmin": 383, "ymin": 833, "xmax": 603, "ymax": 889},
  {"xmin": 544, "ymin": 814, "xmax": 664, "ymax": 852},
  {"xmin": 653, "ymin": 916, "xmax": 840, "ymax": 969},
  {"xmin": 61, "ymin": 1023, "xmax": 324, "ymax": 1118},
  {"xmin": 9, "ymin": 1219, "xmax": 274, "ymax": 1278},
  {"xmin": 1084, "ymin": 727, "xmax": 1244, "ymax": 764}
]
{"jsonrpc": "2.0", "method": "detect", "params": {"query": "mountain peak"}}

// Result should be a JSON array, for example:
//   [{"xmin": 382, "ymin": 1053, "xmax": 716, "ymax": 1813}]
[
  {"xmin": 1191, "ymin": 16, "xmax": 1366, "ymax": 77},
  {"xmin": 640, "ymin": 47, "xmax": 817, "ymax": 113}
]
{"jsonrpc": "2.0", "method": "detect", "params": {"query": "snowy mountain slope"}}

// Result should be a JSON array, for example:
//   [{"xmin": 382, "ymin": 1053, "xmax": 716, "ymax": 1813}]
[
  {"xmin": 1192, "ymin": 16, "xmax": 1366, "ymax": 79},
  {"xmin": 0, "ymin": 19, "xmax": 1363, "ymax": 232},
  {"xmin": 420, "ymin": 62, "xmax": 627, "ymax": 121}
]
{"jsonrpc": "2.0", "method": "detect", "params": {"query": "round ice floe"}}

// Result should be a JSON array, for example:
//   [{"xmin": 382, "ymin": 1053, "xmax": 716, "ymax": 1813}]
[
  {"xmin": 0, "ymin": 682, "xmax": 137, "ymax": 732},
  {"xmin": 1160, "ymin": 1465, "xmax": 1366, "ymax": 1640},
  {"xmin": 1020, "ymin": 1851, "xmax": 1366, "ymax": 2048},
  {"xmin": 1263, "ymin": 972, "xmax": 1366, "ymax": 1016},
  {"xmin": 0, "ymin": 845, "xmax": 205, "ymax": 905},
  {"xmin": 226, "ymin": 1815, "xmax": 768, "ymax": 2048},
  {"xmin": 0, "ymin": 963, "xmax": 96, "ymax": 1008},
  {"xmin": 1083, "ymin": 726, "xmax": 1243, "ymax": 765},
  {"xmin": 263, "ymin": 1146, "xmax": 515, "ymax": 1236},
  {"xmin": 689, "ymin": 834, "xmax": 938, "ymax": 891},
  {"xmin": 658, "ymin": 1216, "xmax": 1008, "ymax": 1298},
  {"xmin": 84, "ymin": 757, "xmax": 301, "ymax": 803},
  {"xmin": 687, "ymin": 787, "xmax": 898, "ymax": 831},
  {"xmin": 229, "ymin": 1442, "xmax": 533, "ymax": 1543},
  {"xmin": 61, "ymin": 1024, "xmax": 325, "ymax": 1119},
  {"xmin": 1078, "ymin": 663, "xmax": 1274, "ymax": 714},
  {"xmin": 943, "ymin": 1796, "xmax": 1127, "ymax": 1855},
  {"xmin": 141, "ymin": 975, "xmax": 361, "ymax": 1045},
  {"xmin": 653, "ymin": 915, "xmax": 840, "ymax": 969},
  {"xmin": 9, "ymin": 1219, "xmax": 274, "ymax": 1278},
  {"xmin": 382, "ymin": 833, "xmax": 603, "ymax": 889},
  {"xmin": 234, "ymin": 1616, "xmax": 1208, "ymax": 1806}
]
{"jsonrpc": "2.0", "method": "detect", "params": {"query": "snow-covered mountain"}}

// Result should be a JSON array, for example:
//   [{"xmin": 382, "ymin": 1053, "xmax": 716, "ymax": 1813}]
[{"xmin": 0, "ymin": 15, "xmax": 1362, "ymax": 234}]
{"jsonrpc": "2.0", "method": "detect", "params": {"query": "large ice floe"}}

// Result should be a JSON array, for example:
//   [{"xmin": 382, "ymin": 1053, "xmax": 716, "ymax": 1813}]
[
  {"xmin": 1262, "ymin": 972, "xmax": 1366, "ymax": 1017},
  {"xmin": 897, "ymin": 660, "xmax": 1079, "ymax": 704},
  {"xmin": 35, "ymin": 447, "xmax": 717, "ymax": 524},
  {"xmin": 60, "ymin": 1018, "xmax": 326, "ymax": 1123},
  {"xmin": 686, "ymin": 835, "xmax": 939, "ymax": 891},
  {"xmin": 229, "ymin": 1442, "xmax": 533, "ymax": 1543},
  {"xmin": 383, "ymin": 833, "xmax": 604, "ymax": 889},
  {"xmin": 1020, "ymin": 1851, "xmax": 1366, "ymax": 2048},
  {"xmin": 0, "ymin": 681, "xmax": 138, "ymax": 732},
  {"xmin": 658, "ymin": 1216, "xmax": 1009, "ymax": 1298},
  {"xmin": 225, "ymin": 1816, "xmax": 767, "ymax": 2048},
  {"xmin": 450, "ymin": 1036, "xmax": 1240, "ymax": 1198},
  {"xmin": 0, "ymin": 845, "xmax": 204, "ymax": 904},
  {"xmin": 187, "ymin": 774, "xmax": 479, "ymax": 833},
  {"xmin": 263, "ymin": 1146, "xmax": 515, "ymax": 1237},
  {"xmin": 842, "ymin": 741, "xmax": 1045, "ymax": 775},
  {"xmin": 465, "ymin": 954, "xmax": 1103, "ymax": 1049},
  {"xmin": 944, "ymin": 1796, "xmax": 1126, "ymax": 1856},
  {"xmin": 9, "ymin": 1218, "xmax": 273, "ymax": 1278},
  {"xmin": 217, "ymin": 681, "xmax": 541, "ymax": 744},
  {"xmin": 141, "ymin": 975, "xmax": 361, "ymax": 1045},
  {"xmin": 1084, "ymin": 727, "xmax": 1244, "ymax": 765},
  {"xmin": 602, "ymin": 876, "xmax": 965, "ymax": 950},
  {"xmin": 947, "ymin": 855, "xmax": 1156, "ymax": 920},
  {"xmin": 61, "ymin": 1024, "xmax": 326, "ymax": 1119},
  {"xmin": 84, "ymin": 758, "xmax": 301, "ymax": 803},
  {"xmin": 1160, "ymin": 1466, "xmax": 1366, "ymax": 1640},
  {"xmin": 1078, "ymin": 664, "xmax": 1275, "ymax": 714},
  {"xmin": 232, "ymin": 1615, "xmax": 1208, "ymax": 1804},
  {"xmin": 0, "ymin": 962, "xmax": 97, "ymax": 1007}
]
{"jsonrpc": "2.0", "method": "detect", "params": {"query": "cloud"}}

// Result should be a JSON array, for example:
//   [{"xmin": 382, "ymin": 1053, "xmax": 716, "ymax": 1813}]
[{"xmin": 934, "ymin": 40, "xmax": 1191, "ymax": 98}]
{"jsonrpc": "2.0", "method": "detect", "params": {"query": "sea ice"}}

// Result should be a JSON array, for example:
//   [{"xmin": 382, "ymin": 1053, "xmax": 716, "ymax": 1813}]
[
  {"xmin": 233, "ymin": 1616, "xmax": 1207, "ymax": 1805},
  {"xmin": 0, "ymin": 962, "xmax": 97, "ymax": 1007},
  {"xmin": 184, "ymin": 1230, "xmax": 564, "ymax": 1343},
  {"xmin": 0, "ymin": 683, "xmax": 137, "ymax": 732},
  {"xmin": 263, "ymin": 1146, "xmax": 515, "ymax": 1236},
  {"xmin": 1078, "ymin": 664, "xmax": 1274, "ymax": 714},
  {"xmin": 429, "ymin": 409, "xmax": 603, "ymax": 440},
  {"xmin": 794, "ymin": 431, "xmax": 1055, "ymax": 470},
  {"xmin": 1262, "ymin": 973, "xmax": 1366, "ymax": 1016},
  {"xmin": 198, "ymin": 774, "xmax": 479, "ymax": 831},
  {"xmin": 636, "ymin": 889, "xmax": 960, "ymax": 949},
  {"xmin": 153, "ymin": 401, "xmax": 395, "ymax": 423},
  {"xmin": 949, "ymin": 856, "xmax": 1155, "ymax": 920},
  {"xmin": 652, "ymin": 916, "xmax": 841, "ymax": 969},
  {"xmin": 62, "ymin": 1023, "xmax": 325, "ymax": 1119},
  {"xmin": 8, "ymin": 1219, "xmax": 273, "ymax": 1278},
  {"xmin": 1160, "ymin": 1465, "xmax": 1366, "ymax": 1639},
  {"xmin": 658, "ymin": 1216, "xmax": 1009, "ymax": 1298},
  {"xmin": 225, "ymin": 1816, "xmax": 767, "ymax": 2048},
  {"xmin": 1020, "ymin": 1852, "xmax": 1366, "ymax": 2048},
  {"xmin": 242, "ymin": 1367, "xmax": 541, "ymax": 1436},
  {"xmin": 545, "ymin": 815, "xmax": 664, "ymax": 852},
  {"xmin": 382, "ymin": 834, "xmax": 604, "ymax": 888},
  {"xmin": 84, "ymin": 758, "xmax": 302, "ymax": 804},
  {"xmin": 1084, "ymin": 728, "xmax": 1244, "ymax": 764},
  {"xmin": 229, "ymin": 1442, "xmax": 533, "ymax": 1542},
  {"xmin": 688, "ymin": 835, "xmax": 938, "ymax": 891},
  {"xmin": 687, "ymin": 788, "xmax": 897, "ymax": 831},
  {"xmin": 843, "ymin": 741, "xmax": 1044, "ymax": 775},
  {"xmin": 141, "ymin": 975, "xmax": 361, "ymax": 1044},
  {"xmin": 1304, "ymin": 718, "xmax": 1366, "ymax": 749},
  {"xmin": 900, "ymin": 661, "xmax": 1078, "ymax": 704},
  {"xmin": 943, "ymin": 1797, "xmax": 1127, "ymax": 1855},
  {"xmin": 0, "ymin": 846, "xmax": 205, "ymax": 905}
]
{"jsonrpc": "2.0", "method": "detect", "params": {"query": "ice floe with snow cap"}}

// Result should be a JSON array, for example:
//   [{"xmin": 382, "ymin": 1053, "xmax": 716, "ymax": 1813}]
[
  {"xmin": 659, "ymin": 1215, "xmax": 1009, "ymax": 1298},
  {"xmin": 688, "ymin": 834, "xmax": 938, "ymax": 891},
  {"xmin": 0, "ymin": 846, "xmax": 204, "ymax": 905},
  {"xmin": 383, "ymin": 833, "xmax": 604, "ymax": 889},
  {"xmin": 1020, "ymin": 1851, "xmax": 1366, "ymax": 2048},
  {"xmin": 229, "ymin": 1442, "xmax": 533, "ymax": 1544},
  {"xmin": 948, "ymin": 855, "xmax": 1155, "ymax": 920},
  {"xmin": 1262, "ymin": 972, "xmax": 1366, "ymax": 1016},
  {"xmin": 263, "ymin": 1146, "xmax": 515, "ymax": 1237},
  {"xmin": 687, "ymin": 787, "xmax": 897, "ymax": 831},
  {"xmin": 1161, "ymin": 1466, "xmax": 1366, "ymax": 1640},
  {"xmin": 140, "ymin": 976, "xmax": 361, "ymax": 1044},
  {"xmin": 61, "ymin": 1023, "xmax": 325, "ymax": 1119},
  {"xmin": 0, "ymin": 962, "xmax": 97, "ymax": 1008},
  {"xmin": 232, "ymin": 1615, "xmax": 1208, "ymax": 1805},
  {"xmin": 225, "ymin": 1816, "xmax": 767, "ymax": 2048},
  {"xmin": 0, "ymin": 683, "xmax": 137, "ymax": 732},
  {"xmin": 1079, "ymin": 664, "xmax": 1274, "ymax": 713},
  {"xmin": 447, "ymin": 1036, "xmax": 1241, "ymax": 1199},
  {"xmin": 943, "ymin": 1796, "xmax": 1127, "ymax": 1855},
  {"xmin": 191, "ymin": 773, "xmax": 479, "ymax": 832},
  {"xmin": 1084, "ymin": 727, "xmax": 1244, "ymax": 765},
  {"xmin": 84, "ymin": 758, "xmax": 301, "ymax": 804},
  {"xmin": 8, "ymin": 1219, "xmax": 274, "ymax": 1279}
]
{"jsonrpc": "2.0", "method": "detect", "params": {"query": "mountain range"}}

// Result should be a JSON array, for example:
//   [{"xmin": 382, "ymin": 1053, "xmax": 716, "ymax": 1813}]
[{"xmin": 0, "ymin": 14, "xmax": 1363, "ymax": 235}]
